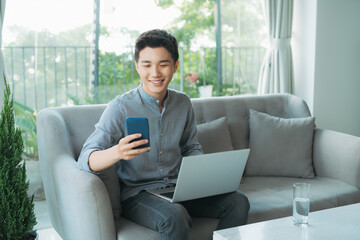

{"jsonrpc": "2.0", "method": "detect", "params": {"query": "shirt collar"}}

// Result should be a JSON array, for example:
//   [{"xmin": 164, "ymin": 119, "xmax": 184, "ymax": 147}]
[{"xmin": 137, "ymin": 83, "xmax": 170, "ymax": 107}]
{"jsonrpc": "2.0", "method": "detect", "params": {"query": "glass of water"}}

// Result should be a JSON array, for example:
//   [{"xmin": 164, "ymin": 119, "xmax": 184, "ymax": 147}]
[{"xmin": 293, "ymin": 183, "xmax": 310, "ymax": 226}]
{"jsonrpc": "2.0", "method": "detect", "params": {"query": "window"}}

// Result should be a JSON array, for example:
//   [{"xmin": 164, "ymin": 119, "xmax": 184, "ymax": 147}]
[
  {"xmin": 2, "ymin": 0, "xmax": 93, "ymax": 203},
  {"xmin": 3, "ymin": 0, "xmax": 93, "ymax": 109},
  {"xmin": 3, "ymin": 0, "xmax": 266, "ymax": 108},
  {"xmin": 2, "ymin": 0, "xmax": 266, "ymax": 189},
  {"xmin": 220, "ymin": 0, "xmax": 266, "ymax": 94}
]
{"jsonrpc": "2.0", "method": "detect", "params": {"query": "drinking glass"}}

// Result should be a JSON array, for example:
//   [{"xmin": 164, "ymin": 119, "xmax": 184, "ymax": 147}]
[{"xmin": 293, "ymin": 183, "xmax": 310, "ymax": 226}]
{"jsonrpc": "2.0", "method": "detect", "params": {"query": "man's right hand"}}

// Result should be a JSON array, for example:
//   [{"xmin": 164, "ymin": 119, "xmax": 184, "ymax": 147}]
[
  {"xmin": 88, "ymin": 134, "xmax": 150, "ymax": 172},
  {"xmin": 117, "ymin": 133, "xmax": 151, "ymax": 160}
]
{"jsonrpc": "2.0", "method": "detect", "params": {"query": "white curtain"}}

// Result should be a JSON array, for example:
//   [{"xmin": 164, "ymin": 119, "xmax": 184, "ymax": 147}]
[
  {"xmin": 0, "ymin": 0, "xmax": 6, "ymax": 110},
  {"xmin": 258, "ymin": 0, "xmax": 294, "ymax": 94}
]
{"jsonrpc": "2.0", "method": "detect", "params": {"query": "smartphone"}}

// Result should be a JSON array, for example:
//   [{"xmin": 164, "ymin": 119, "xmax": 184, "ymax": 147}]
[{"xmin": 126, "ymin": 117, "xmax": 150, "ymax": 149}]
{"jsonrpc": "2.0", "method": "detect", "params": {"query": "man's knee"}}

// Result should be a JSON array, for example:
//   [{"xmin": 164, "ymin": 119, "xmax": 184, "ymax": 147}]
[
  {"xmin": 217, "ymin": 191, "xmax": 250, "ymax": 229},
  {"xmin": 220, "ymin": 191, "xmax": 250, "ymax": 220},
  {"xmin": 232, "ymin": 191, "xmax": 250, "ymax": 214},
  {"xmin": 159, "ymin": 204, "xmax": 192, "ymax": 232},
  {"xmin": 238, "ymin": 191, "xmax": 250, "ymax": 209}
]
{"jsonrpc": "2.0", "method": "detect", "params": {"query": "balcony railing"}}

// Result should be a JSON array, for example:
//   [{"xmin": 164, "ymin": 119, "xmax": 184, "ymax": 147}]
[{"xmin": 3, "ymin": 46, "xmax": 265, "ymax": 111}]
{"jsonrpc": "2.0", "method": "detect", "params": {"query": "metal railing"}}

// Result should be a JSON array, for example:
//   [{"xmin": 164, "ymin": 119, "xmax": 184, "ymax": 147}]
[{"xmin": 3, "ymin": 46, "xmax": 265, "ymax": 110}]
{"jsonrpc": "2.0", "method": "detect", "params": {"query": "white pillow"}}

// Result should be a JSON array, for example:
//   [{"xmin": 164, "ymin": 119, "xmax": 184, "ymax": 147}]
[{"xmin": 245, "ymin": 109, "xmax": 315, "ymax": 178}]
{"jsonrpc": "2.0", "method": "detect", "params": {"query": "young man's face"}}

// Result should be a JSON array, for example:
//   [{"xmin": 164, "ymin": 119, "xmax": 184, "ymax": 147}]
[{"xmin": 135, "ymin": 47, "xmax": 179, "ymax": 101}]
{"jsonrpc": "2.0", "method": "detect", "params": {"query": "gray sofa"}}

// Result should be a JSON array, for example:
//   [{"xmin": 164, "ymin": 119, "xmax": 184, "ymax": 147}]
[{"xmin": 37, "ymin": 93, "xmax": 360, "ymax": 240}]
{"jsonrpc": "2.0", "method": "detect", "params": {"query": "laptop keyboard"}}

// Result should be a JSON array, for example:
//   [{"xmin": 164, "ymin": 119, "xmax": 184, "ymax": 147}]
[{"xmin": 160, "ymin": 191, "xmax": 174, "ymax": 199}]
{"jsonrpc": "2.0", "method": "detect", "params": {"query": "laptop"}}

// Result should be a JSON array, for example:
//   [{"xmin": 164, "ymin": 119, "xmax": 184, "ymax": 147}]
[{"xmin": 147, "ymin": 149, "xmax": 250, "ymax": 202}]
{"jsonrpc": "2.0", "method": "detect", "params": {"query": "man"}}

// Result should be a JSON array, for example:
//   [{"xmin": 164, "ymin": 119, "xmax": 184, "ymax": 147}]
[{"xmin": 78, "ymin": 29, "xmax": 249, "ymax": 240}]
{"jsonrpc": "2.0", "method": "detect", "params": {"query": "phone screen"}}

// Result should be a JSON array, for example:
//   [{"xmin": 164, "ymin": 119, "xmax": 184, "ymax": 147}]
[{"xmin": 126, "ymin": 117, "xmax": 150, "ymax": 149}]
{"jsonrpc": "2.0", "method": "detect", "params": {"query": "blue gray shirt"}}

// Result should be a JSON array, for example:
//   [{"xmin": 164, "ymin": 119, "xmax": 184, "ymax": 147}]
[{"xmin": 77, "ymin": 84, "xmax": 203, "ymax": 201}]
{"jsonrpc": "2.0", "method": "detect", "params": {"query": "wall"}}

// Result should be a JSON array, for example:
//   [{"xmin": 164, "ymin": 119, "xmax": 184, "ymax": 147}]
[
  {"xmin": 292, "ymin": 0, "xmax": 317, "ymax": 113},
  {"xmin": 293, "ymin": 0, "xmax": 360, "ymax": 137},
  {"xmin": 313, "ymin": 0, "xmax": 360, "ymax": 137}
]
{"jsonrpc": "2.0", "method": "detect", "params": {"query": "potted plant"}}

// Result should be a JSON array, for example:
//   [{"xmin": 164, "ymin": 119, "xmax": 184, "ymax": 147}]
[
  {"xmin": 196, "ymin": 71, "xmax": 216, "ymax": 98},
  {"xmin": 0, "ymin": 74, "xmax": 38, "ymax": 239},
  {"xmin": 185, "ymin": 71, "xmax": 216, "ymax": 98}
]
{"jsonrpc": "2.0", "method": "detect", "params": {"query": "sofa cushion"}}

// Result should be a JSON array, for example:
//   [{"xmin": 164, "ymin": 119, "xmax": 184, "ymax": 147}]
[
  {"xmin": 245, "ymin": 109, "xmax": 315, "ymax": 178},
  {"xmin": 239, "ymin": 176, "xmax": 360, "ymax": 223},
  {"xmin": 196, "ymin": 117, "xmax": 233, "ymax": 154}
]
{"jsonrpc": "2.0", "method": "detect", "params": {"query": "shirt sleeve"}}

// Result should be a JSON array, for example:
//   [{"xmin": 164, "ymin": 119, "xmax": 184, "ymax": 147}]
[
  {"xmin": 77, "ymin": 100, "xmax": 125, "ymax": 172},
  {"xmin": 180, "ymin": 98, "xmax": 203, "ymax": 157}
]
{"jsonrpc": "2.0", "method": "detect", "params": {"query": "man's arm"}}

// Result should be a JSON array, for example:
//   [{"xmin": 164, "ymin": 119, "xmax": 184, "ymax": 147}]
[
  {"xmin": 180, "ymin": 99, "xmax": 203, "ymax": 156},
  {"xmin": 88, "ymin": 133, "xmax": 150, "ymax": 172}
]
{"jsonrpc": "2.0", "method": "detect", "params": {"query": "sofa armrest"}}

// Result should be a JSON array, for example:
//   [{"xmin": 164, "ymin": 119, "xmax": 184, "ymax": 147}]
[
  {"xmin": 313, "ymin": 128, "xmax": 360, "ymax": 188},
  {"xmin": 37, "ymin": 109, "xmax": 116, "ymax": 240},
  {"xmin": 53, "ymin": 154, "xmax": 116, "ymax": 240}
]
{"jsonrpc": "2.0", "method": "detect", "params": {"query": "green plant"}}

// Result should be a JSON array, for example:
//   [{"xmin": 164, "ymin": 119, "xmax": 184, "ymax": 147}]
[
  {"xmin": 0, "ymin": 74, "xmax": 37, "ymax": 239},
  {"xmin": 13, "ymin": 101, "xmax": 38, "ymax": 159},
  {"xmin": 67, "ymin": 93, "xmax": 95, "ymax": 105},
  {"xmin": 196, "ymin": 70, "xmax": 217, "ymax": 87}
]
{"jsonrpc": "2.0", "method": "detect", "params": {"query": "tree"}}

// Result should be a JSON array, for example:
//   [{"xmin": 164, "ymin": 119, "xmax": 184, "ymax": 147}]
[
  {"xmin": 220, "ymin": 0, "xmax": 265, "ymax": 47},
  {"xmin": 5, "ymin": 24, "xmax": 93, "ymax": 46},
  {"xmin": 155, "ymin": 0, "xmax": 265, "ymax": 48},
  {"xmin": 0, "ymin": 74, "xmax": 37, "ymax": 240},
  {"xmin": 155, "ymin": 0, "xmax": 216, "ymax": 48}
]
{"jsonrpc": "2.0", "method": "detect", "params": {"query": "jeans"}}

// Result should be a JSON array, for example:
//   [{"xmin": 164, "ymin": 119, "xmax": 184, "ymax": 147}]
[{"xmin": 121, "ymin": 190, "xmax": 250, "ymax": 240}]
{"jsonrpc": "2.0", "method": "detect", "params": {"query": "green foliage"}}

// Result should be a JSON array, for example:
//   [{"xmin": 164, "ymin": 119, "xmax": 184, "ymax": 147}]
[
  {"xmin": 96, "ymin": 50, "xmax": 141, "ymax": 103},
  {"xmin": 67, "ymin": 93, "xmax": 95, "ymax": 105},
  {"xmin": 6, "ymin": 24, "xmax": 92, "ymax": 46},
  {"xmin": 155, "ymin": 0, "xmax": 175, "ymax": 8},
  {"xmin": 157, "ymin": 0, "xmax": 265, "ymax": 48},
  {"xmin": 156, "ymin": 0, "xmax": 215, "ymax": 48},
  {"xmin": 98, "ymin": 50, "xmax": 140, "ymax": 87},
  {"xmin": 91, "ymin": 45, "xmax": 256, "ymax": 100},
  {"xmin": 13, "ymin": 101, "xmax": 38, "ymax": 159},
  {"xmin": 0, "ymin": 74, "xmax": 37, "ymax": 240}
]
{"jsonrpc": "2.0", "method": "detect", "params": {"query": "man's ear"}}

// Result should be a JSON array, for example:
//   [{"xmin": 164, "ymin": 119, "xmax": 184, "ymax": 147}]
[
  {"xmin": 174, "ymin": 61, "xmax": 179, "ymax": 73},
  {"xmin": 134, "ymin": 61, "xmax": 139, "ymax": 72}
]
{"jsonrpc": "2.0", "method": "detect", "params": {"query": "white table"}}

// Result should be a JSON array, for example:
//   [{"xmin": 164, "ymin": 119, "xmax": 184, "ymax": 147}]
[{"xmin": 213, "ymin": 203, "xmax": 360, "ymax": 240}]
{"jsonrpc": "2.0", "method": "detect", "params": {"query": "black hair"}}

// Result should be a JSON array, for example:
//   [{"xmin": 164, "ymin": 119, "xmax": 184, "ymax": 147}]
[{"xmin": 134, "ymin": 29, "xmax": 179, "ymax": 64}]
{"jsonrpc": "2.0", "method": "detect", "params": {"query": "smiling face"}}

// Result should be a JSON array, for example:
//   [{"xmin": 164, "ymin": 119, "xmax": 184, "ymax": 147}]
[{"xmin": 135, "ymin": 47, "xmax": 179, "ymax": 102}]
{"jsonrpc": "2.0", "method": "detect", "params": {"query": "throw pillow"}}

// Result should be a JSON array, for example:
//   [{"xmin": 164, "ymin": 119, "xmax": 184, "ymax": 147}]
[
  {"xmin": 245, "ymin": 109, "xmax": 315, "ymax": 178},
  {"xmin": 197, "ymin": 117, "xmax": 234, "ymax": 154}
]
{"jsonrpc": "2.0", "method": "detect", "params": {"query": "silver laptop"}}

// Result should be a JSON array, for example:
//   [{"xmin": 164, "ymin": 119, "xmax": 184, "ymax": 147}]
[{"xmin": 147, "ymin": 149, "xmax": 250, "ymax": 202}]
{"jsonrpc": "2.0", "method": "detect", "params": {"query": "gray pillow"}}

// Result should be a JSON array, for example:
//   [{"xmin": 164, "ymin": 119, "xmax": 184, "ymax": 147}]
[
  {"xmin": 197, "ymin": 117, "xmax": 234, "ymax": 154},
  {"xmin": 245, "ymin": 109, "xmax": 315, "ymax": 178}
]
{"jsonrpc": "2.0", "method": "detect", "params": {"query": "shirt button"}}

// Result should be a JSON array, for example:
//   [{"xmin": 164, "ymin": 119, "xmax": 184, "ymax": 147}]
[
  {"xmin": 160, "ymin": 151, "xmax": 163, "ymax": 155},
  {"xmin": 160, "ymin": 132, "xmax": 164, "ymax": 136},
  {"xmin": 156, "ymin": 100, "xmax": 160, "ymax": 103},
  {"xmin": 160, "ymin": 168, "xmax": 164, "ymax": 172}
]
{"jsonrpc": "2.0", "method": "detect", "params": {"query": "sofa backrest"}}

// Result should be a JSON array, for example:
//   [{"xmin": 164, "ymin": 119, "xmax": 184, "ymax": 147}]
[
  {"xmin": 191, "ymin": 94, "xmax": 311, "ymax": 150},
  {"xmin": 48, "ymin": 93, "xmax": 311, "ymax": 160},
  {"xmin": 52, "ymin": 104, "xmax": 107, "ymax": 159}
]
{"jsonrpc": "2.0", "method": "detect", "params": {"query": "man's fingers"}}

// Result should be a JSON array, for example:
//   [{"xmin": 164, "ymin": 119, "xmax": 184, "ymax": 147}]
[
  {"xmin": 123, "ymin": 133, "xmax": 142, "ymax": 143},
  {"xmin": 121, "ymin": 146, "xmax": 151, "ymax": 160},
  {"xmin": 127, "ymin": 146, "xmax": 150, "ymax": 155},
  {"xmin": 119, "ymin": 135, "xmax": 148, "ymax": 149},
  {"xmin": 118, "ymin": 135, "xmax": 150, "ymax": 161},
  {"xmin": 130, "ymin": 139, "xmax": 149, "ymax": 148},
  {"xmin": 118, "ymin": 134, "xmax": 141, "ymax": 147}
]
